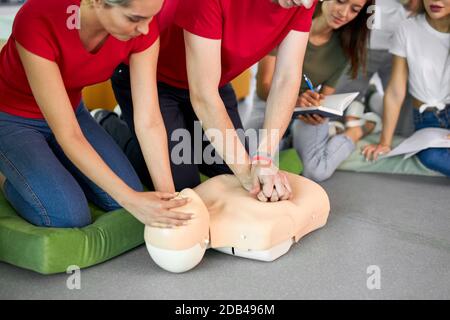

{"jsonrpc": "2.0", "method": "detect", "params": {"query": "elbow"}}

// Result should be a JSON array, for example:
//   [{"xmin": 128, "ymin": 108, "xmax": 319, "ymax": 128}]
[
  {"xmin": 135, "ymin": 117, "xmax": 165, "ymax": 137},
  {"xmin": 189, "ymin": 86, "xmax": 206, "ymax": 106},
  {"xmin": 189, "ymin": 87, "xmax": 216, "ymax": 115}
]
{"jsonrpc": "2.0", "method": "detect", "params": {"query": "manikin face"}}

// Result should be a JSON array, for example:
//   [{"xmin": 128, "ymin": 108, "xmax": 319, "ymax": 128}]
[
  {"xmin": 322, "ymin": 0, "xmax": 367, "ymax": 29},
  {"xmin": 93, "ymin": 0, "xmax": 164, "ymax": 41},
  {"xmin": 423, "ymin": 0, "xmax": 450, "ymax": 20},
  {"xmin": 272, "ymin": 0, "xmax": 314, "ymax": 9}
]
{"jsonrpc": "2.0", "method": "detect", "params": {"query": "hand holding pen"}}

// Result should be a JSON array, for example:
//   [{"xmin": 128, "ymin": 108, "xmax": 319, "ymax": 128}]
[
  {"xmin": 301, "ymin": 74, "xmax": 324, "ymax": 107},
  {"xmin": 297, "ymin": 74, "xmax": 326, "ymax": 125}
]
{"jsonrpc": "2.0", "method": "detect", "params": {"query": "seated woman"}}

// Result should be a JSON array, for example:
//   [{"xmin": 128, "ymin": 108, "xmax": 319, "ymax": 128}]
[
  {"xmin": 362, "ymin": 0, "xmax": 450, "ymax": 177},
  {"xmin": 332, "ymin": 0, "xmax": 418, "ymax": 137},
  {"xmin": 253, "ymin": 0, "xmax": 379, "ymax": 182},
  {"xmin": 145, "ymin": 173, "xmax": 330, "ymax": 273},
  {"xmin": 0, "ymin": 0, "xmax": 190, "ymax": 228}
]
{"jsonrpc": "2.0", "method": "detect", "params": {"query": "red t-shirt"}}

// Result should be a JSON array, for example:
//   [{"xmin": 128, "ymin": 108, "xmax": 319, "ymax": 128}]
[
  {"xmin": 0, "ymin": 0, "xmax": 159, "ymax": 119},
  {"xmin": 157, "ymin": 0, "xmax": 317, "ymax": 89}
]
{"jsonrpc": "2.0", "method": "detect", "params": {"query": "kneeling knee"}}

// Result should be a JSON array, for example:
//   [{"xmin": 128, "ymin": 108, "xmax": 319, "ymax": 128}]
[
  {"xmin": 46, "ymin": 198, "xmax": 91, "ymax": 228},
  {"xmin": 418, "ymin": 149, "xmax": 444, "ymax": 172},
  {"xmin": 302, "ymin": 164, "xmax": 333, "ymax": 182}
]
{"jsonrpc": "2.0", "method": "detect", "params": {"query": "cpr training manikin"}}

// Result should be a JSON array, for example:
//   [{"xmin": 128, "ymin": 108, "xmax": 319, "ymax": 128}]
[{"xmin": 145, "ymin": 172, "xmax": 330, "ymax": 273}]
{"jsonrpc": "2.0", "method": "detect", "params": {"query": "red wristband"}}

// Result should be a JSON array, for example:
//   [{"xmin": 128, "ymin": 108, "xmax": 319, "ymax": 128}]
[{"xmin": 250, "ymin": 155, "xmax": 273, "ymax": 165}]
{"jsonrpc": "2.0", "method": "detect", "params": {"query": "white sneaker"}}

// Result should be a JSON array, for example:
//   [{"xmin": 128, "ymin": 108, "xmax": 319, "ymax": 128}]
[
  {"xmin": 90, "ymin": 108, "xmax": 116, "ymax": 124},
  {"xmin": 345, "ymin": 101, "xmax": 382, "ymax": 135},
  {"xmin": 90, "ymin": 108, "xmax": 104, "ymax": 119},
  {"xmin": 113, "ymin": 104, "xmax": 122, "ymax": 118}
]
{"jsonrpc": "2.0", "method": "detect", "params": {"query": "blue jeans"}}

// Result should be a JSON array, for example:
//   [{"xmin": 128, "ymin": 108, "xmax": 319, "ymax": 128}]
[
  {"xmin": 0, "ymin": 103, "xmax": 143, "ymax": 228},
  {"xmin": 413, "ymin": 106, "xmax": 450, "ymax": 177}
]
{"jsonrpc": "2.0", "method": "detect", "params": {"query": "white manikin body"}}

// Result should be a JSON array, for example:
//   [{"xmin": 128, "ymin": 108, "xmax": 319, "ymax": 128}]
[{"xmin": 145, "ymin": 173, "xmax": 330, "ymax": 273}]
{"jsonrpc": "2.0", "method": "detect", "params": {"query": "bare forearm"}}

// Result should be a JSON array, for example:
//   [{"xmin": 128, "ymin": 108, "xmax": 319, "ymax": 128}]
[
  {"xmin": 136, "ymin": 122, "xmax": 175, "ymax": 192},
  {"xmin": 380, "ymin": 91, "xmax": 404, "ymax": 146},
  {"xmin": 261, "ymin": 78, "xmax": 300, "ymax": 156},
  {"xmin": 128, "ymin": 42, "xmax": 174, "ymax": 191}
]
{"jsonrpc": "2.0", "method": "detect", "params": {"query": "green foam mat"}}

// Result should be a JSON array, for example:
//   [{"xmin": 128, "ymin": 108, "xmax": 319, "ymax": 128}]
[{"xmin": 338, "ymin": 134, "xmax": 444, "ymax": 177}]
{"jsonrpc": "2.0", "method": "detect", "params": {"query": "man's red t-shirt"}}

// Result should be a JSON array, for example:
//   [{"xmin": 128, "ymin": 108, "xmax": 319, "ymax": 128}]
[
  {"xmin": 157, "ymin": 0, "xmax": 317, "ymax": 89},
  {"xmin": 0, "ymin": 0, "xmax": 159, "ymax": 119}
]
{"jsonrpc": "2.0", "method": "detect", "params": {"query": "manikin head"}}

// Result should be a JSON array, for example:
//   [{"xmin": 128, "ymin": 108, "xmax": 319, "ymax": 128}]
[{"xmin": 144, "ymin": 189, "xmax": 210, "ymax": 273}]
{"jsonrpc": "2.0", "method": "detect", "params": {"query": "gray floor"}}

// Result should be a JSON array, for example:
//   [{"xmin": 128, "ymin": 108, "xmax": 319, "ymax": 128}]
[{"xmin": 0, "ymin": 171, "xmax": 449, "ymax": 300}]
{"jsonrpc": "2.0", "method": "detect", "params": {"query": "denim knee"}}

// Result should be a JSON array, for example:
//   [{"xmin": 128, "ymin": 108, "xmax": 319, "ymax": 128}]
[
  {"xmin": 417, "ymin": 148, "xmax": 449, "ymax": 175},
  {"xmin": 46, "ymin": 193, "xmax": 91, "ymax": 228},
  {"xmin": 3, "ymin": 180, "xmax": 91, "ymax": 228},
  {"xmin": 54, "ymin": 202, "xmax": 92, "ymax": 228},
  {"xmin": 302, "ymin": 161, "xmax": 333, "ymax": 182}
]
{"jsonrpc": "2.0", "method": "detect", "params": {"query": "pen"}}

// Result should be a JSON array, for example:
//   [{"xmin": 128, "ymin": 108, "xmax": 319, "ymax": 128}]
[{"xmin": 303, "ymin": 74, "xmax": 315, "ymax": 92}]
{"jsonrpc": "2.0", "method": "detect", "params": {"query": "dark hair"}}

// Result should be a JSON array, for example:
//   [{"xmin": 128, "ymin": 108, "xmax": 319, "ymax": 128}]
[{"xmin": 314, "ymin": 0, "xmax": 375, "ymax": 79}]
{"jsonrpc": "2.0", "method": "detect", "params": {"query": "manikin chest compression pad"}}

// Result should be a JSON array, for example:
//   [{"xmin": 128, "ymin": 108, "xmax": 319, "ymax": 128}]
[{"xmin": 195, "ymin": 173, "xmax": 330, "ymax": 251}]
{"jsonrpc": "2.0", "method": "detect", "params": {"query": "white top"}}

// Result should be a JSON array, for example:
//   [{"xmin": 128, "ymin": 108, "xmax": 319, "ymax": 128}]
[
  {"xmin": 390, "ymin": 14, "xmax": 450, "ymax": 106},
  {"xmin": 369, "ymin": 0, "xmax": 409, "ymax": 50}
]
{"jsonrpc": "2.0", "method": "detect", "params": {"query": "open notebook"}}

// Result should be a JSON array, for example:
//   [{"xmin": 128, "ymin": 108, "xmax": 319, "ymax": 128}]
[
  {"xmin": 292, "ymin": 92, "xmax": 359, "ymax": 118},
  {"xmin": 380, "ymin": 128, "xmax": 450, "ymax": 159}
]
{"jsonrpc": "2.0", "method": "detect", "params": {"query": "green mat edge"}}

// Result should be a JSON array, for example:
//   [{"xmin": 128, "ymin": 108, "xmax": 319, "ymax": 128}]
[{"xmin": 0, "ymin": 199, "xmax": 145, "ymax": 275}]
